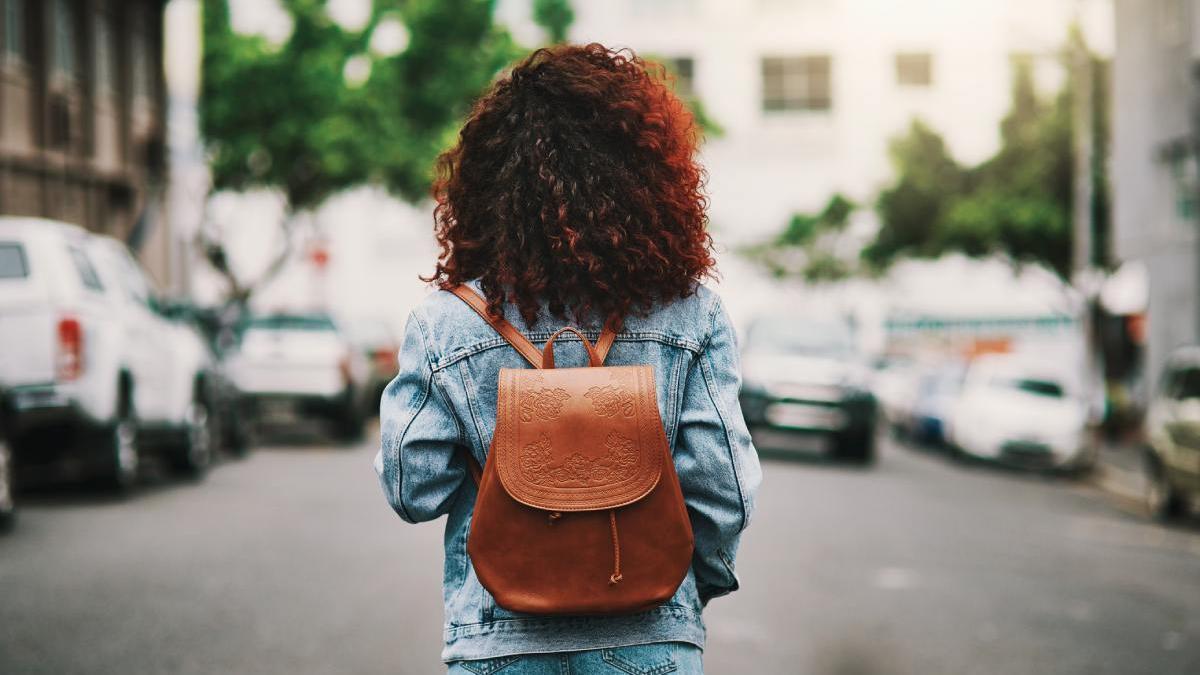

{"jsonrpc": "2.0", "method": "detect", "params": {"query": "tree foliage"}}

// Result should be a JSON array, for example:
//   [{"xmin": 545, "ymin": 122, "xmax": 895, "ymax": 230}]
[
  {"xmin": 197, "ymin": 0, "xmax": 520, "ymax": 297},
  {"xmin": 533, "ymin": 0, "xmax": 573, "ymax": 43},
  {"xmin": 864, "ymin": 33, "xmax": 1110, "ymax": 280},
  {"xmin": 201, "ymin": 0, "xmax": 519, "ymax": 208},
  {"xmin": 741, "ymin": 193, "xmax": 857, "ymax": 282}
]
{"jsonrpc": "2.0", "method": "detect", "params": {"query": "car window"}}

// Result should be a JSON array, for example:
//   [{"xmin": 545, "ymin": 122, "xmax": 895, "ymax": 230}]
[
  {"xmin": 747, "ymin": 316, "xmax": 854, "ymax": 357},
  {"xmin": 0, "ymin": 242, "xmax": 28, "ymax": 279},
  {"xmin": 68, "ymin": 245, "xmax": 105, "ymax": 292},
  {"xmin": 989, "ymin": 375, "xmax": 1064, "ymax": 398},
  {"xmin": 243, "ymin": 314, "xmax": 337, "ymax": 333},
  {"xmin": 1170, "ymin": 367, "xmax": 1200, "ymax": 401},
  {"xmin": 114, "ymin": 249, "xmax": 153, "ymax": 306}
]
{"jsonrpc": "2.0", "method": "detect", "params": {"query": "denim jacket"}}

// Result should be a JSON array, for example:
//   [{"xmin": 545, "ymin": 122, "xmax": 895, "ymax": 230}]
[{"xmin": 374, "ymin": 282, "xmax": 762, "ymax": 662}]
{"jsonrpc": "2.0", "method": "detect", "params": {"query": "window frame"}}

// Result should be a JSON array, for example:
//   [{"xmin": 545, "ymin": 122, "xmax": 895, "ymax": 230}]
[
  {"xmin": 3, "ymin": 0, "xmax": 25, "ymax": 63},
  {"xmin": 895, "ymin": 52, "xmax": 933, "ymax": 88},
  {"xmin": 52, "ymin": 0, "xmax": 79, "ymax": 80},
  {"xmin": 761, "ymin": 54, "xmax": 832, "ymax": 113}
]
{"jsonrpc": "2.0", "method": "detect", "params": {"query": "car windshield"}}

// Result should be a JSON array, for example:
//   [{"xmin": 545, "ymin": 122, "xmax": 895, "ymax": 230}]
[
  {"xmin": 748, "ymin": 317, "xmax": 854, "ymax": 357},
  {"xmin": 990, "ymin": 375, "xmax": 1065, "ymax": 398},
  {"xmin": 1170, "ymin": 367, "xmax": 1200, "ymax": 400},
  {"xmin": 243, "ymin": 314, "xmax": 336, "ymax": 333}
]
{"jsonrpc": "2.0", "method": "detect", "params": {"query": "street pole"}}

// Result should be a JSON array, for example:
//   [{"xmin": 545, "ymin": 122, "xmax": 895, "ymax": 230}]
[
  {"xmin": 1072, "ymin": 27, "xmax": 1094, "ymax": 274},
  {"xmin": 1070, "ymin": 17, "xmax": 1105, "ymax": 431}
]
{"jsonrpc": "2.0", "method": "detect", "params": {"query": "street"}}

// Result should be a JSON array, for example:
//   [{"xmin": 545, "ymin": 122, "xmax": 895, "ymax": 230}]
[{"xmin": 1, "ymin": 426, "xmax": 1198, "ymax": 675}]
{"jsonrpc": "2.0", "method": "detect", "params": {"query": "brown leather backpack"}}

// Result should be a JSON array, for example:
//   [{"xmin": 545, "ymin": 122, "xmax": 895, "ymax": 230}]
[{"xmin": 450, "ymin": 285, "xmax": 694, "ymax": 616}]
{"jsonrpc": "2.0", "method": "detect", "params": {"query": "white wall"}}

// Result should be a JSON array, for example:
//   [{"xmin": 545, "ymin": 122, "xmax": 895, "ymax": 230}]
[
  {"xmin": 499, "ymin": 0, "xmax": 1112, "ymax": 242},
  {"xmin": 1111, "ymin": 0, "xmax": 1200, "ymax": 387}
]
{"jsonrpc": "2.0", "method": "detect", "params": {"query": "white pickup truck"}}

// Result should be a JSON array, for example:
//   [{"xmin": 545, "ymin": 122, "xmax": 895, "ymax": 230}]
[{"xmin": 0, "ymin": 217, "xmax": 216, "ymax": 490}]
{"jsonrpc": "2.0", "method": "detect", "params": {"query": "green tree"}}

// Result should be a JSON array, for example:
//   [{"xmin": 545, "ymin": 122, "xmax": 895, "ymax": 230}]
[
  {"xmin": 533, "ymin": 0, "xmax": 573, "ymax": 43},
  {"xmin": 742, "ymin": 193, "xmax": 857, "ymax": 282},
  {"xmin": 864, "ymin": 33, "xmax": 1110, "ymax": 280},
  {"xmin": 198, "ymin": 0, "xmax": 518, "ymax": 299},
  {"xmin": 860, "ymin": 120, "xmax": 967, "ymax": 270}
]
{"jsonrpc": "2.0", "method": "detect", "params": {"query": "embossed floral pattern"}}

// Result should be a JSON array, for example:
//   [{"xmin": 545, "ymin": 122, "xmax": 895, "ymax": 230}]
[
  {"xmin": 585, "ymin": 385, "xmax": 636, "ymax": 418},
  {"xmin": 520, "ymin": 387, "xmax": 571, "ymax": 422},
  {"xmin": 519, "ymin": 432, "xmax": 640, "ymax": 486}
]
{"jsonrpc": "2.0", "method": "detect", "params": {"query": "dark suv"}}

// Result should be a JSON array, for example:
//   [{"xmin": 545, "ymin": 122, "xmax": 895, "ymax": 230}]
[{"xmin": 738, "ymin": 315, "xmax": 878, "ymax": 463}]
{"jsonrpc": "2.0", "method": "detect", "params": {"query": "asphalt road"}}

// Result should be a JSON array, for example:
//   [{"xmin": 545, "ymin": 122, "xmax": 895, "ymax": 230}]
[{"xmin": 2, "ymin": 425, "xmax": 1198, "ymax": 675}]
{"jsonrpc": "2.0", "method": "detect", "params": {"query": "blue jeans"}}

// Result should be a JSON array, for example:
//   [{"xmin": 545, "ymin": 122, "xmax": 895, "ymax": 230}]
[{"xmin": 448, "ymin": 642, "xmax": 703, "ymax": 674}]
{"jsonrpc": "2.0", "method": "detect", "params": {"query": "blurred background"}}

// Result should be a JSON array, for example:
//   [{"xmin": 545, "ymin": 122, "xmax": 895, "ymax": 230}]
[{"xmin": 1, "ymin": 1, "xmax": 1199, "ymax": 674}]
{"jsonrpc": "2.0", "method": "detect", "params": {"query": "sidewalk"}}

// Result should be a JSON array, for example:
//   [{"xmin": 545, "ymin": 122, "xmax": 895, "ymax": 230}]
[{"xmin": 1089, "ymin": 438, "xmax": 1147, "ymax": 507}]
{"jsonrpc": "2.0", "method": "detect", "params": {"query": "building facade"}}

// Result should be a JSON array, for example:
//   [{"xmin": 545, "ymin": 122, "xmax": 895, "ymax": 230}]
[
  {"xmin": 1112, "ymin": 0, "xmax": 1200, "ymax": 388},
  {"xmin": 544, "ymin": 0, "xmax": 1111, "ymax": 243},
  {"xmin": 0, "ymin": 0, "xmax": 169, "ymax": 281}
]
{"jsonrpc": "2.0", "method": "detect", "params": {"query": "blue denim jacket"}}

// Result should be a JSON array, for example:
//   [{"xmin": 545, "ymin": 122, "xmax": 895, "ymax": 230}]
[{"xmin": 374, "ymin": 282, "xmax": 761, "ymax": 662}]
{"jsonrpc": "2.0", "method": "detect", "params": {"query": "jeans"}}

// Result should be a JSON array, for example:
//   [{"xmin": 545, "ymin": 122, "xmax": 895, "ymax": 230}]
[{"xmin": 448, "ymin": 642, "xmax": 703, "ymax": 674}]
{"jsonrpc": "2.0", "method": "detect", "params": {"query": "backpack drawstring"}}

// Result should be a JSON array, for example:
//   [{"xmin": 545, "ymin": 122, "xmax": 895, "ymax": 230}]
[
  {"xmin": 608, "ymin": 509, "xmax": 623, "ymax": 585},
  {"xmin": 546, "ymin": 509, "xmax": 624, "ymax": 584}
]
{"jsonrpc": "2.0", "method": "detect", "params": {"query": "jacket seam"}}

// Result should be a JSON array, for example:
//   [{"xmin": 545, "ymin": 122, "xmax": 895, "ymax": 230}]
[
  {"xmin": 444, "ymin": 604, "xmax": 703, "ymax": 634},
  {"xmin": 454, "ymin": 362, "xmax": 489, "ymax": 462},
  {"xmin": 392, "ymin": 308, "xmax": 436, "ymax": 523},
  {"xmin": 432, "ymin": 333, "xmax": 703, "ymax": 371},
  {"xmin": 697, "ymin": 320, "xmax": 749, "ymax": 537}
]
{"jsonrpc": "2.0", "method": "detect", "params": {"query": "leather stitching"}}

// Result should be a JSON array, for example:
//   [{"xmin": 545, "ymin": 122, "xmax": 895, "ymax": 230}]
[{"xmin": 493, "ymin": 365, "xmax": 665, "ymax": 511}]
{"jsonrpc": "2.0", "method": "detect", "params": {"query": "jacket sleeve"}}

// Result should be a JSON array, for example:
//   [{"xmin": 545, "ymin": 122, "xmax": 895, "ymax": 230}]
[
  {"xmin": 374, "ymin": 308, "xmax": 467, "ymax": 523},
  {"xmin": 673, "ymin": 297, "xmax": 763, "ymax": 605}
]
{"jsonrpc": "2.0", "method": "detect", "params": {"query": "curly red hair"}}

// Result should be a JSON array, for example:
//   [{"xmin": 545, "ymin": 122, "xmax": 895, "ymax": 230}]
[{"xmin": 426, "ymin": 43, "xmax": 715, "ymax": 327}]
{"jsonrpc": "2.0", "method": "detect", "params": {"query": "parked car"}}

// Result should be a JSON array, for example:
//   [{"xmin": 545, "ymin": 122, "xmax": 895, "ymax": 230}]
[
  {"xmin": 0, "ymin": 386, "xmax": 15, "ymax": 532},
  {"xmin": 1144, "ymin": 346, "xmax": 1200, "ymax": 521},
  {"xmin": 343, "ymin": 317, "xmax": 401, "ymax": 415},
  {"xmin": 161, "ymin": 300, "xmax": 252, "ymax": 457},
  {"xmin": 871, "ymin": 354, "xmax": 920, "ymax": 433},
  {"xmin": 739, "ymin": 314, "xmax": 878, "ymax": 463},
  {"xmin": 228, "ymin": 312, "xmax": 369, "ymax": 441},
  {"xmin": 0, "ymin": 218, "xmax": 217, "ymax": 490},
  {"xmin": 947, "ymin": 355, "xmax": 1093, "ymax": 471}
]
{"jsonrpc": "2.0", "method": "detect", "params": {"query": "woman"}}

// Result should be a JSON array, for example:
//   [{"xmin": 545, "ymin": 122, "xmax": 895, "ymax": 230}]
[{"xmin": 375, "ymin": 43, "xmax": 761, "ymax": 673}]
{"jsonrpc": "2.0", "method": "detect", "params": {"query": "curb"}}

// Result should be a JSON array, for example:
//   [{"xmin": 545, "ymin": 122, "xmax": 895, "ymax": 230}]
[{"xmin": 1088, "ymin": 456, "xmax": 1147, "ymax": 509}]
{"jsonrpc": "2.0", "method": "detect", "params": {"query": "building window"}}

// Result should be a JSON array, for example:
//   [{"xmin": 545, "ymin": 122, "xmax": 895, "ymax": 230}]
[
  {"xmin": 53, "ymin": 0, "xmax": 77, "ymax": 78},
  {"xmin": 131, "ymin": 10, "xmax": 155, "ymax": 99},
  {"xmin": 1159, "ymin": 0, "xmax": 1188, "ymax": 45},
  {"xmin": 762, "ymin": 55, "xmax": 831, "ymax": 112},
  {"xmin": 4, "ymin": 0, "xmax": 24, "ymax": 61},
  {"xmin": 666, "ymin": 56, "xmax": 695, "ymax": 98},
  {"xmin": 896, "ymin": 52, "xmax": 932, "ymax": 87},
  {"xmin": 96, "ymin": 11, "xmax": 115, "ymax": 90}
]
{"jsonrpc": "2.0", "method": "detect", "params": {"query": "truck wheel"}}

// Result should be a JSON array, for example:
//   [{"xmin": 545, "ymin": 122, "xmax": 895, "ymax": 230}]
[
  {"xmin": 332, "ymin": 392, "xmax": 365, "ymax": 443},
  {"xmin": 98, "ymin": 396, "xmax": 140, "ymax": 493},
  {"xmin": 173, "ymin": 395, "xmax": 215, "ymax": 478},
  {"xmin": 1146, "ymin": 455, "xmax": 1188, "ymax": 522},
  {"xmin": 224, "ymin": 411, "xmax": 252, "ymax": 459},
  {"xmin": 0, "ymin": 435, "xmax": 16, "ymax": 533},
  {"xmin": 835, "ymin": 427, "xmax": 876, "ymax": 465}
]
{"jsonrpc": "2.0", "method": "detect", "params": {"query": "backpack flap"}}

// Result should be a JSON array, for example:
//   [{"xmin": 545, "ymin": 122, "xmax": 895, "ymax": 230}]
[{"xmin": 493, "ymin": 364, "xmax": 663, "ymax": 512}]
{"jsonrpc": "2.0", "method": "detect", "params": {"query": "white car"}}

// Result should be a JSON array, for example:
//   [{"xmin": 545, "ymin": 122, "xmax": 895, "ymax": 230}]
[
  {"xmin": 1, "ymin": 383, "xmax": 15, "ymax": 530},
  {"xmin": 947, "ymin": 355, "xmax": 1094, "ymax": 471},
  {"xmin": 0, "ymin": 218, "xmax": 216, "ymax": 490},
  {"xmin": 228, "ymin": 312, "xmax": 369, "ymax": 441}
]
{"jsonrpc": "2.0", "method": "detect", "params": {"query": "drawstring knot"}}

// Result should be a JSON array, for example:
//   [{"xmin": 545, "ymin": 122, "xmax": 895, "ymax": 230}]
[{"xmin": 608, "ymin": 510, "xmax": 623, "ymax": 585}]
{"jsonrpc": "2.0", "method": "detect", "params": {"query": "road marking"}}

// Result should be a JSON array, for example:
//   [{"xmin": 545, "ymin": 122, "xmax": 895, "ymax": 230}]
[{"xmin": 872, "ymin": 567, "xmax": 916, "ymax": 590}]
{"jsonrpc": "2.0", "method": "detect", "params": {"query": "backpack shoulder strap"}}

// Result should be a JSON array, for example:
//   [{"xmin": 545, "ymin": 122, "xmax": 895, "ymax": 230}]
[
  {"xmin": 449, "ymin": 285, "xmax": 543, "ymax": 368},
  {"xmin": 448, "ymin": 284, "xmax": 621, "ymax": 367}
]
